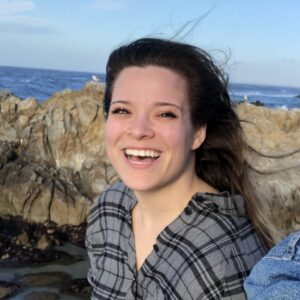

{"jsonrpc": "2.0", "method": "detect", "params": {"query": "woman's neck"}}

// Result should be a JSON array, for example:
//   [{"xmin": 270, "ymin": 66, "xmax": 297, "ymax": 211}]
[{"xmin": 133, "ymin": 173, "xmax": 217, "ymax": 229}]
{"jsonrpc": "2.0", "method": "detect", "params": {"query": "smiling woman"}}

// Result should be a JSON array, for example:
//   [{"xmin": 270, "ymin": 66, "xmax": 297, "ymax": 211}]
[
  {"xmin": 85, "ymin": 38, "xmax": 275, "ymax": 300},
  {"xmin": 105, "ymin": 66, "xmax": 205, "ymax": 194}
]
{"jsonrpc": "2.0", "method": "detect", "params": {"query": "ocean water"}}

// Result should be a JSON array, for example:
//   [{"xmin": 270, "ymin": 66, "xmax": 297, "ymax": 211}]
[
  {"xmin": 0, "ymin": 66, "xmax": 300, "ymax": 109},
  {"xmin": 229, "ymin": 83, "xmax": 300, "ymax": 110}
]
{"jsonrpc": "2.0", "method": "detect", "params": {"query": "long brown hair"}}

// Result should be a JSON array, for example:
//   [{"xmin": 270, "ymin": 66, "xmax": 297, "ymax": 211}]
[{"xmin": 103, "ymin": 38, "xmax": 275, "ymax": 247}]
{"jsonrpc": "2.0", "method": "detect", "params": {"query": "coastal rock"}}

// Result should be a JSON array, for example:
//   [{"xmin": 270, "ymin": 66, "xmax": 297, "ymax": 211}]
[
  {"xmin": 236, "ymin": 103, "xmax": 300, "ymax": 156},
  {"xmin": 16, "ymin": 232, "xmax": 29, "ymax": 246},
  {"xmin": 18, "ymin": 97, "xmax": 39, "ymax": 118},
  {"xmin": 0, "ymin": 89, "xmax": 15, "ymax": 102},
  {"xmin": 0, "ymin": 156, "xmax": 92, "ymax": 225},
  {"xmin": 67, "ymin": 278, "xmax": 91, "ymax": 297},
  {"xmin": 0, "ymin": 92, "xmax": 39, "ymax": 144},
  {"xmin": 252, "ymin": 100, "xmax": 264, "ymax": 106},
  {"xmin": 0, "ymin": 281, "xmax": 19, "ymax": 299},
  {"xmin": 0, "ymin": 82, "xmax": 111, "ymax": 226},
  {"xmin": 236, "ymin": 103, "xmax": 300, "ymax": 234},
  {"xmin": 0, "ymin": 141, "xmax": 18, "ymax": 166},
  {"xmin": 19, "ymin": 271, "xmax": 71, "ymax": 288},
  {"xmin": 36, "ymin": 234, "xmax": 52, "ymax": 250},
  {"xmin": 23, "ymin": 291, "xmax": 59, "ymax": 300},
  {"xmin": 21, "ymin": 83, "xmax": 109, "ymax": 195},
  {"xmin": 0, "ymin": 216, "xmax": 84, "ymax": 268}
]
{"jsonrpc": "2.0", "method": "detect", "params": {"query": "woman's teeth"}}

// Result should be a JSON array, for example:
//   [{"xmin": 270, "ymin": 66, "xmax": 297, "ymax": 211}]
[{"xmin": 125, "ymin": 149, "xmax": 160, "ymax": 158}]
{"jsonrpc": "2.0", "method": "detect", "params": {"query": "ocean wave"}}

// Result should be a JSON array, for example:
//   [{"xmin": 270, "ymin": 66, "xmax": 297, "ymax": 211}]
[
  {"xmin": 276, "ymin": 105, "xmax": 289, "ymax": 110},
  {"xmin": 20, "ymin": 79, "xmax": 32, "ymax": 83},
  {"xmin": 231, "ymin": 92, "xmax": 298, "ymax": 99}
]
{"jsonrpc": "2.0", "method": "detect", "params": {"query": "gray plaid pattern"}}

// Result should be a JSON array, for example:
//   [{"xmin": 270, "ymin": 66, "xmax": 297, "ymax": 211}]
[{"xmin": 86, "ymin": 182, "xmax": 267, "ymax": 299}]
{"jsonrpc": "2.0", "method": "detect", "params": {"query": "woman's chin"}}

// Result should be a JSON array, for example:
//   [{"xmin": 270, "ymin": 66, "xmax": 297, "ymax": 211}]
[{"xmin": 120, "ymin": 177, "xmax": 162, "ymax": 193}]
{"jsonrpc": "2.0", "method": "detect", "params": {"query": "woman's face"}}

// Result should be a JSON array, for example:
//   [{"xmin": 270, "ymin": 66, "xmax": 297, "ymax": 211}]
[{"xmin": 104, "ymin": 66, "xmax": 206, "ymax": 193}]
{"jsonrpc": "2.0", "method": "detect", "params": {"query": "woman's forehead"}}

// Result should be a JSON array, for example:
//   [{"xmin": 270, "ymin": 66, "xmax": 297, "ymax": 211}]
[{"xmin": 111, "ymin": 66, "xmax": 188, "ymax": 107}]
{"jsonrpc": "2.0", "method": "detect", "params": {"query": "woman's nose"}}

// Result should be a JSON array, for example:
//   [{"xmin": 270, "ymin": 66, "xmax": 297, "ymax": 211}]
[{"xmin": 127, "ymin": 115, "xmax": 154, "ymax": 139}]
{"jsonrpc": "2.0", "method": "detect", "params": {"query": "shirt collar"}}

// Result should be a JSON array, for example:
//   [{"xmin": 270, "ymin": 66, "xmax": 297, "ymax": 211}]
[
  {"xmin": 124, "ymin": 184, "xmax": 246, "ymax": 217},
  {"xmin": 192, "ymin": 191, "xmax": 246, "ymax": 217}
]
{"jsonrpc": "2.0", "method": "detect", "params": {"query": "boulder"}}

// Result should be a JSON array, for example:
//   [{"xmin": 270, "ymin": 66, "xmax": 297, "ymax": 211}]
[
  {"xmin": 236, "ymin": 103, "xmax": 300, "ymax": 234},
  {"xmin": 0, "ymin": 82, "xmax": 113, "ymax": 226},
  {"xmin": 0, "ymin": 281, "xmax": 19, "ymax": 299},
  {"xmin": 0, "ymin": 89, "xmax": 14, "ymax": 102},
  {"xmin": 18, "ymin": 97, "xmax": 39, "ymax": 118},
  {"xmin": 0, "ymin": 156, "xmax": 92, "ymax": 225},
  {"xmin": 19, "ymin": 271, "xmax": 71, "ymax": 287},
  {"xmin": 23, "ymin": 291, "xmax": 60, "ymax": 300},
  {"xmin": 22, "ymin": 83, "xmax": 107, "ymax": 182}
]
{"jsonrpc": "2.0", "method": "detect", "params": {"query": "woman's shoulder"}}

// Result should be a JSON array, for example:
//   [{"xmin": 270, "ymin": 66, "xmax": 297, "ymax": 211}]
[
  {"xmin": 192, "ymin": 192, "xmax": 268, "ymax": 260},
  {"xmin": 88, "ymin": 181, "xmax": 135, "ymax": 218},
  {"xmin": 102, "ymin": 180, "xmax": 129, "ymax": 195},
  {"xmin": 86, "ymin": 181, "xmax": 134, "ymax": 236}
]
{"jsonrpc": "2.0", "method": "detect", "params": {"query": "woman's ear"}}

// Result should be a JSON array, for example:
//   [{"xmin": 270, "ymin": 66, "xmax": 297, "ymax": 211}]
[{"xmin": 191, "ymin": 125, "xmax": 206, "ymax": 150}]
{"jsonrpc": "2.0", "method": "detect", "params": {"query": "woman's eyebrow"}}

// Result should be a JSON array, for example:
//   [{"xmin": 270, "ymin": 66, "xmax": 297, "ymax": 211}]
[
  {"xmin": 155, "ymin": 102, "xmax": 183, "ymax": 112},
  {"xmin": 111, "ymin": 100, "xmax": 130, "ymax": 105},
  {"xmin": 110, "ymin": 100, "xmax": 183, "ymax": 111}
]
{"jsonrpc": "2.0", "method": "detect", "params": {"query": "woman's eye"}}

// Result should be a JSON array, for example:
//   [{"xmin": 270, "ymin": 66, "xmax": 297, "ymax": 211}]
[
  {"xmin": 110, "ymin": 108, "xmax": 129, "ymax": 115},
  {"xmin": 159, "ymin": 112, "xmax": 177, "ymax": 118}
]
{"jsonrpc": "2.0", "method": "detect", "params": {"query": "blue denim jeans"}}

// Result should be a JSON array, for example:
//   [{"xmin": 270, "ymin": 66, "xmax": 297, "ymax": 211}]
[{"xmin": 244, "ymin": 231, "xmax": 300, "ymax": 299}]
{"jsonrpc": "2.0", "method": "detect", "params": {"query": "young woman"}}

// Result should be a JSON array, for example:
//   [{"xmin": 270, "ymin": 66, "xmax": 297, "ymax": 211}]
[{"xmin": 86, "ymin": 38, "xmax": 274, "ymax": 299}]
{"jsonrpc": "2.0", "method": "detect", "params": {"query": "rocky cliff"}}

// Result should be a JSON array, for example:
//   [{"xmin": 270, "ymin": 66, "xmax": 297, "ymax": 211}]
[
  {"xmin": 236, "ymin": 104, "xmax": 300, "ymax": 234},
  {"xmin": 0, "ymin": 82, "xmax": 117, "ymax": 226},
  {"xmin": 0, "ymin": 84, "xmax": 299, "ymax": 234}
]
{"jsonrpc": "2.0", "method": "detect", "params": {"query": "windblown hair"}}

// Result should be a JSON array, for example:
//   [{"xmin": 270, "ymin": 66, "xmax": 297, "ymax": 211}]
[{"xmin": 103, "ymin": 38, "xmax": 275, "ymax": 247}]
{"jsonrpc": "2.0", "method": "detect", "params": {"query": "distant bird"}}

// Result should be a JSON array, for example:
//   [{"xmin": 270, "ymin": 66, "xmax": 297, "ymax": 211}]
[
  {"xmin": 92, "ymin": 75, "xmax": 100, "ymax": 82},
  {"xmin": 243, "ymin": 95, "xmax": 249, "ymax": 102}
]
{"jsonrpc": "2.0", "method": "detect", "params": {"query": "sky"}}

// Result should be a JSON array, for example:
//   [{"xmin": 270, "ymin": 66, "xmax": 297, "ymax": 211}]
[{"xmin": 0, "ymin": 0, "xmax": 299, "ymax": 87}]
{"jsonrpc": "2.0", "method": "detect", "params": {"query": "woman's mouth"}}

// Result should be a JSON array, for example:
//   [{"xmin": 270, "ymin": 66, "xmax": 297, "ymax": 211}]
[{"xmin": 124, "ymin": 148, "xmax": 160, "ymax": 163}]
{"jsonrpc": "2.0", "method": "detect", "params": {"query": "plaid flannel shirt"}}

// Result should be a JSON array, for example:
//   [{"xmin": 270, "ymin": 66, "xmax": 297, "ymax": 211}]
[{"xmin": 86, "ymin": 182, "xmax": 267, "ymax": 299}]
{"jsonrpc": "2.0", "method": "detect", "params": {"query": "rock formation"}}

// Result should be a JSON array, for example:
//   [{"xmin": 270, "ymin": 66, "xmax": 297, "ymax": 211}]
[
  {"xmin": 236, "ymin": 103, "xmax": 300, "ymax": 235},
  {"xmin": 0, "ymin": 84, "xmax": 299, "ymax": 235},
  {"xmin": 0, "ymin": 82, "xmax": 117, "ymax": 226}
]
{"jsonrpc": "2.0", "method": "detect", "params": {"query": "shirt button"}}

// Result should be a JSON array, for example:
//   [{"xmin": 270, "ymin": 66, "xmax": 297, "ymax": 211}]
[
  {"xmin": 184, "ymin": 207, "xmax": 193, "ymax": 215},
  {"xmin": 196, "ymin": 195, "xmax": 205, "ymax": 202},
  {"xmin": 153, "ymin": 244, "xmax": 159, "ymax": 252}
]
